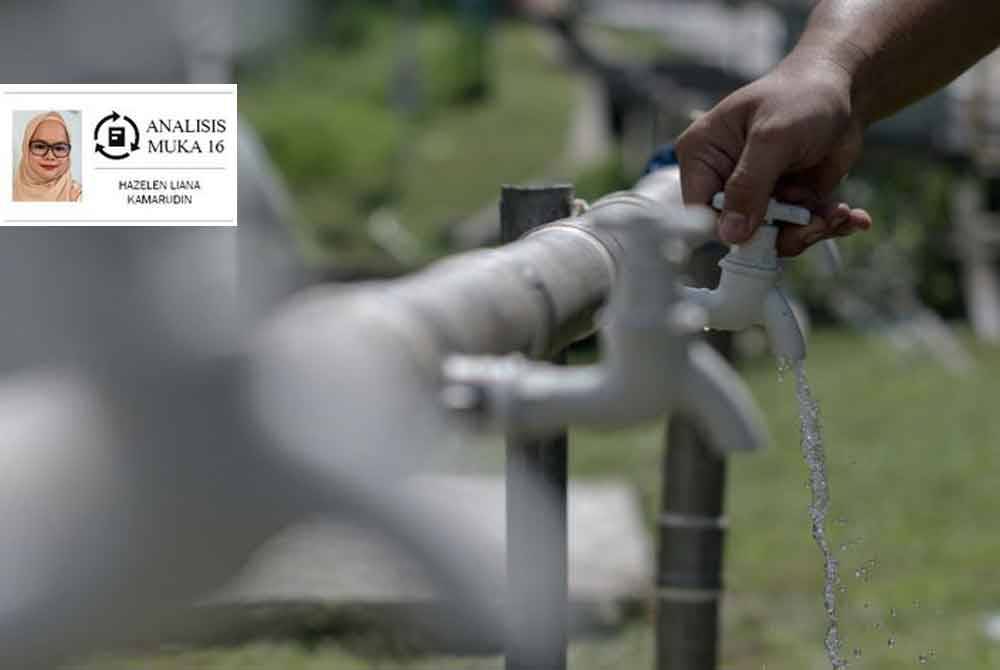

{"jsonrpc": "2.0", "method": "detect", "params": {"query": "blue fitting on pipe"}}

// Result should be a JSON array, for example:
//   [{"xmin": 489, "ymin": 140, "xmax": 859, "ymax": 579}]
[{"xmin": 643, "ymin": 144, "xmax": 679, "ymax": 176}]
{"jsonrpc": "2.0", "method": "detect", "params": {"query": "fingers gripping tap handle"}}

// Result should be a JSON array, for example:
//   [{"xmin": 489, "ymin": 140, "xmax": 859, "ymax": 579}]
[
  {"xmin": 710, "ymin": 191, "xmax": 843, "ymax": 274},
  {"xmin": 710, "ymin": 192, "xmax": 811, "ymax": 226},
  {"xmin": 679, "ymin": 192, "xmax": 810, "ymax": 362}
]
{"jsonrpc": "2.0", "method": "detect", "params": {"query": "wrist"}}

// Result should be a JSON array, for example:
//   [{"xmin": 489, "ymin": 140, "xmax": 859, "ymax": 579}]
[{"xmin": 784, "ymin": 32, "xmax": 875, "ymax": 130}]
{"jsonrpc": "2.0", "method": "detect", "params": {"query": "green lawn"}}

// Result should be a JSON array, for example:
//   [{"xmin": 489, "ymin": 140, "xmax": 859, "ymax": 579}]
[
  {"xmin": 79, "ymin": 329, "xmax": 1000, "ymax": 669},
  {"xmin": 394, "ymin": 24, "xmax": 575, "ymax": 246},
  {"xmin": 571, "ymin": 328, "xmax": 1000, "ymax": 669},
  {"xmin": 240, "ymin": 18, "xmax": 576, "ymax": 268}
]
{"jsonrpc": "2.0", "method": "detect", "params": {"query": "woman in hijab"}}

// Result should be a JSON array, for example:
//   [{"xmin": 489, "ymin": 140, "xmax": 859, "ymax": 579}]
[{"xmin": 13, "ymin": 111, "xmax": 82, "ymax": 202}]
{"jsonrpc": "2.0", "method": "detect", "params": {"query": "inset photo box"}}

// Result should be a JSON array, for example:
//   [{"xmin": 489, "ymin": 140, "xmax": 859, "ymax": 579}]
[{"xmin": 12, "ymin": 109, "xmax": 83, "ymax": 202}]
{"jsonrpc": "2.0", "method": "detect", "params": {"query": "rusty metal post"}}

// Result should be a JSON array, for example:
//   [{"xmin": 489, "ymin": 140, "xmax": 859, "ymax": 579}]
[
  {"xmin": 657, "ymin": 242, "xmax": 733, "ymax": 670},
  {"xmin": 502, "ymin": 185, "xmax": 573, "ymax": 670}
]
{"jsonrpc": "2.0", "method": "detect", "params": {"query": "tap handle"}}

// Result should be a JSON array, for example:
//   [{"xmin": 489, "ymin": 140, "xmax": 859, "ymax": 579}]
[
  {"xmin": 710, "ymin": 193, "xmax": 811, "ymax": 226},
  {"xmin": 710, "ymin": 192, "xmax": 845, "ymax": 273}
]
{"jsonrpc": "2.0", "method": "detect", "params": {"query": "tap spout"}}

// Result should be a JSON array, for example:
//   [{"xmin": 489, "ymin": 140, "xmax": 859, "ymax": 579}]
[
  {"xmin": 443, "ymin": 330, "xmax": 767, "ymax": 454},
  {"xmin": 442, "ymin": 319, "xmax": 690, "ymax": 435},
  {"xmin": 764, "ymin": 285, "xmax": 806, "ymax": 363},
  {"xmin": 680, "ymin": 280, "xmax": 805, "ymax": 363},
  {"xmin": 676, "ymin": 341, "xmax": 769, "ymax": 454},
  {"xmin": 680, "ymin": 225, "xmax": 807, "ymax": 362}
]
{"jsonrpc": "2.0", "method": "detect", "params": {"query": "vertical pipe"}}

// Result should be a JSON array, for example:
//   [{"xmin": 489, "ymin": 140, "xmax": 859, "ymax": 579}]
[
  {"xmin": 503, "ymin": 185, "xmax": 573, "ymax": 670},
  {"xmin": 986, "ymin": 174, "xmax": 1000, "ymax": 212},
  {"xmin": 657, "ymin": 242, "xmax": 733, "ymax": 670}
]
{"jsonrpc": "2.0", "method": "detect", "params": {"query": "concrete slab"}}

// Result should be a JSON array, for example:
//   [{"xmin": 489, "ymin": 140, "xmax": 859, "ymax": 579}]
[
  {"xmin": 216, "ymin": 476, "xmax": 651, "ymax": 606},
  {"xmin": 201, "ymin": 476, "xmax": 652, "ymax": 645}
]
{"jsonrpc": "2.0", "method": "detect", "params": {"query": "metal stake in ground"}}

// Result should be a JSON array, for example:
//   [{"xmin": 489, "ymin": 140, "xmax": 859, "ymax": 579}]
[
  {"xmin": 658, "ymin": 242, "xmax": 733, "ymax": 670},
  {"xmin": 501, "ymin": 185, "xmax": 573, "ymax": 670}
]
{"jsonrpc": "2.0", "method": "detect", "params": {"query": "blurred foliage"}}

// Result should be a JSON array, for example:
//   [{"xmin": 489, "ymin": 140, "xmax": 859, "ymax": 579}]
[
  {"xmin": 782, "ymin": 150, "xmax": 965, "ymax": 321},
  {"xmin": 572, "ymin": 152, "xmax": 630, "ymax": 203},
  {"xmin": 844, "ymin": 151, "xmax": 963, "ymax": 316},
  {"xmin": 239, "ymin": 7, "xmax": 572, "ymax": 270},
  {"xmin": 422, "ymin": 20, "xmax": 493, "ymax": 106},
  {"xmin": 325, "ymin": 1, "xmax": 381, "ymax": 50},
  {"xmin": 256, "ymin": 99, "xmax": 402, "ymax": 197},
  {"xmin": 579, "ymin": 23, "xmax": 678, "ymax": 62}
]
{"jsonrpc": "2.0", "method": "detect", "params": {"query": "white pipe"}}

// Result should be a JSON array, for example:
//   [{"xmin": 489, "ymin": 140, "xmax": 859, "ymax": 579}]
[{"xmin": 443, "ymin": 188, "xmax": 769, "ymax": 454}]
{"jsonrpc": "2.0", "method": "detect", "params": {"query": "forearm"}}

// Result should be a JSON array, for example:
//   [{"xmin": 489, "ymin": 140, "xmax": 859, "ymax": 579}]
[{"xmin": 788, "ymin": 0, "xmax": 1000, "ymax": 127}]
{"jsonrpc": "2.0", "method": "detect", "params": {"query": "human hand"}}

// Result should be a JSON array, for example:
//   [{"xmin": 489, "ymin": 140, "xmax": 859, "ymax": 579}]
[{"xmin": 676, "ymin": 55, "xmax": 872, "ymax": 256}]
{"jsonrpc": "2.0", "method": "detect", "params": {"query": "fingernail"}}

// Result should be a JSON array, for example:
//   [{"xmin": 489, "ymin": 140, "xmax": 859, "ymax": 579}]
[{"xmin": 719, "ymin": 211, "xmax": 748, "ymax": 242}]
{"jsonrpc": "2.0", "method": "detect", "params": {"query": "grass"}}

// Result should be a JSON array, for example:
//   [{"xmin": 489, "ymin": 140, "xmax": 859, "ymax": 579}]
[
  {"xmin": 572, "ymin": 328, "xmax": 1000, "ymax": 668},
  {"xmin": 722, "ymin": 330, "xmax": 1000, "ymax": 669},
  {"xmin": 578, "ymin": 23, "xmax": 678, "ymax": 63},
  {"xmin": 78, "ymin": 328, "xmax": 1000, "ymax": 669},
  {"xmin": 239, "ymin": 18, "xmax": 576, "ymax": 267},
  {"xmin": 394, "ymin": 24, "xmax": 575, "ymax": 247}
]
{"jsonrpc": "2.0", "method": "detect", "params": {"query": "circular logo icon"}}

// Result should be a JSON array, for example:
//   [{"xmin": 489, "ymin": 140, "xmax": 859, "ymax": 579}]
[{"xmin": 94, "ymin": 111, "xmax": 140, "ymax": 160}]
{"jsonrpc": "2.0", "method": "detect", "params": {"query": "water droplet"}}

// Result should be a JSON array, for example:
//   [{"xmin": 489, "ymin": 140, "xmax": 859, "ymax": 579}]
[
  {"xmin": 874, "ymin": 622, "xmax": 882, "ymax": 630},
  {"xmin": 863, "ymin": 601, "xmax": 871, "ymax": 609},
  {"xmin": 888, "ymin": 636, "xmax": 896, "ymax": 648},
  {"xmin": 839, "ymin": 543, "xmax": 848, "ymax": 552},
  {"xmin": 918, "ymin": 654, "xmax": 929, "ymax": 664},
  {"xmin": 890, "ymin": 607, "xmax": 897, "ymax": 617},
  {"xmin": 853, "ymin": 648, "xmax": 862, "ymax": 658}
]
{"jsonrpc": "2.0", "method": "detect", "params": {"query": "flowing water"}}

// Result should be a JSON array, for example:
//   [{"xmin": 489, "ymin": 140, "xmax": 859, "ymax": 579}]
[{"xmin": 790, "ymin": 359, "xmax": 848, "ymax": 669}]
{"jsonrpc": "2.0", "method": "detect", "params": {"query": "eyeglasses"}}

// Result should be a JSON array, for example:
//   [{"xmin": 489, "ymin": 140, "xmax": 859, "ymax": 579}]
[{"xmin": 28, "ymin": 140, "xmax": 72, "ymax": 159}]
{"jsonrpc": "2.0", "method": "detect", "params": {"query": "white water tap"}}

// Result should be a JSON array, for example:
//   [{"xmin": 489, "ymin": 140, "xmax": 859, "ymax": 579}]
[
  {"xmin": 442, "ymin": 182, "xmax": 769, "ymax": 451},
  {"xmin": 680, "ymin": 193, "xmax": 812, "ymax": 362}
]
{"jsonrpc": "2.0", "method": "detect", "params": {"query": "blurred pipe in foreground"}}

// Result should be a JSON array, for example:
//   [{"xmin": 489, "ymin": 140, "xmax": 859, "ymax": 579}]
[
  {"xmin": 0, "ymin": 1, "xmax": 506, "ymax": 665},
  {"xmin": 500, "ymin": 186, "xmax": 573, "ymax": 670},
  {"xmin": 0, "ymin": 5, "xmax": 772, "ymax": 666}
]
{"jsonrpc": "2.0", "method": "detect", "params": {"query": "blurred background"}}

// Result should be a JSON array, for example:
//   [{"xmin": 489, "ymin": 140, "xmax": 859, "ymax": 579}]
[{"xmin": 3, "ymin": 0, "xmax": 1000, "ymax": 668}]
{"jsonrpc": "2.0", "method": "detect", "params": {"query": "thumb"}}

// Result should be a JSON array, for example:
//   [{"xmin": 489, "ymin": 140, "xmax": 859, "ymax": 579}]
[{"xmin": 720, "ymin": 130, "xmax": 796, "ymax": 244}]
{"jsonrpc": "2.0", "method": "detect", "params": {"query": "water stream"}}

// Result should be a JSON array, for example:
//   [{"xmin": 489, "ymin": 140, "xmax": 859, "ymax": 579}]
[{"xmin": 790, "ymin": 359, "xmax": 848, "ymax": 669}]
